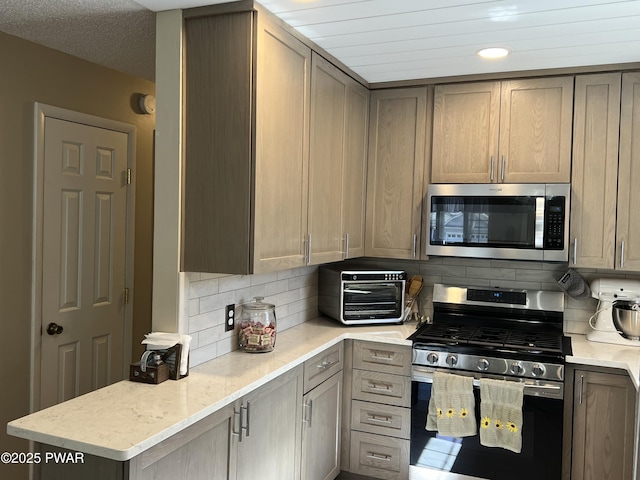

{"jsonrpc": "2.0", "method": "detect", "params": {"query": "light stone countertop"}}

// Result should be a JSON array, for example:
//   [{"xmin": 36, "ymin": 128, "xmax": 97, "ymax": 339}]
[
  {"xmin": 7, "ymin": 317, "xmax": 416, "ymax": 462},
  {"xmin": 7, "ymin": 317, "xmax": 640, "ymax": 463},
  {"xmin": 567, "ymin": 333, "xmax": 640, "ymax": 388}
]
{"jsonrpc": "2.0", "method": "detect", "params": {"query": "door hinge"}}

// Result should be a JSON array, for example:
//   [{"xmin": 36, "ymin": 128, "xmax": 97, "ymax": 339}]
[
  {"xmin": 123, "ymin": 288, "xmax": 130, "ymax": 305},
  {"xmin": 126, "ymin": 168, "xmax": 132, "ymax": 185}
]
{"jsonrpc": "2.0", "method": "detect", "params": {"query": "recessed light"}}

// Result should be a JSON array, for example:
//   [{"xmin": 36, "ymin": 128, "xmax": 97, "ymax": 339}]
[{"xmin": 477, "ymin": 47, "xmax": 510, "ymax": 59}]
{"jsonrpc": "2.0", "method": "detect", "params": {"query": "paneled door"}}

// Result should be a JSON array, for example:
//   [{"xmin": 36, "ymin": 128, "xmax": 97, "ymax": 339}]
[{"xmin": 40, "ymin": 117, "xmax": 129, "ymax": 409}]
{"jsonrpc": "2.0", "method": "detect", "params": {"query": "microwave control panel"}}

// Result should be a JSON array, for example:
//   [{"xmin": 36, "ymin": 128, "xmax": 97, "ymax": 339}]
[{"xmin": 544, "ymin": 196, "xmax": 566, "ymax": 250}]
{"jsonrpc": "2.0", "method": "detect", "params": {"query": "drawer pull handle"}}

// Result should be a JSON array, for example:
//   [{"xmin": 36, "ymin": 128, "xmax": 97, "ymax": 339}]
[
  {"xmin": 367, "ymin": 453, "xmax": 392, "ymax": 461},
  {"xmin": 371, "ymin": 351, "xmax": 394, "ymax": 361},
  {"xmin": 367, "ymin": 414, "xmax": 391, "ymax": 423},
  {"xmin": 368, "ymin": 382, "xmax": 392, "ymax": 391},
  {"xmin": 317, "ymin": 360, "xmax": 338, "ymax": 370}
]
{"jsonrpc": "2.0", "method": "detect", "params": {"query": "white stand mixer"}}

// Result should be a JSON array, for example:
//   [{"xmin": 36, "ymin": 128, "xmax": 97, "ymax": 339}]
[{"xmin": 587, "ymin": 278, "xmax": 640, "ymax": 346}]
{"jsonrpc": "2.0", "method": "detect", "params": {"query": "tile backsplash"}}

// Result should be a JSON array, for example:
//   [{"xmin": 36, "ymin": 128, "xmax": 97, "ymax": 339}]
[
  {"xmin": 186, "ymin": 266, "xmax": 319, "ymax": 366},
  {"xmin": 184, "ymin": 257, "xmax": 640, "ymax": 366}
]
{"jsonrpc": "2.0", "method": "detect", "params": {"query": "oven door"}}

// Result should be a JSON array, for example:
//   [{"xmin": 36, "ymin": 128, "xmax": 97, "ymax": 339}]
[
  {"xmin": 341, "ymin": 281, "xmax": 404, "ymax": 323},
  {"xmin": 410, "ymin": 369, "xmax": 563, "ymax": 480}
]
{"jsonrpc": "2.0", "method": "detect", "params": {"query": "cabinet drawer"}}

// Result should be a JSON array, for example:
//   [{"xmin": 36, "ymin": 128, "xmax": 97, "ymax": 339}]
[
  {"xmin": 351, "ymin": 400, "xmax": 410, "ymax": 439},
  {"xmin": 353, "ymin": 341, "xmax": 411, "ymax": 376},
  {"xmin": 349, "ymin": 431, "xmax": 409, "ymax": 480},
  {"xmin": 352, "ymin": 370, "xmax": 410, "ymax": 408},
  {"xmin": 303, "ymin": 342, "xmax": 343, "ymax": 393}
]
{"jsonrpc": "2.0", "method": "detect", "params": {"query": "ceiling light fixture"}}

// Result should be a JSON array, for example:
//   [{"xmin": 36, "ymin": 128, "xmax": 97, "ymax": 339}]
[{"xmin": 476, "ymin": 47, "xmax": 510, "ymax": 59}]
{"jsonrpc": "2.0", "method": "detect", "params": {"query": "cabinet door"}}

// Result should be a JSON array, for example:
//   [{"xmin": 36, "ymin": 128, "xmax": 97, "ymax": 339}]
[
  {"xmin": 571, "ymin": 370, "xmax": 635, "ymax": 480},
  {"xmin": 301, "ymin": 371, "xmax": 343, "ymax": 480},
  {"xmin": 128, "ymin": 403, "xmax": 237, "ymax": 480},
  {"xmin": 308, "ymin": 54, "xmax": 348, "ymax": 265},
  {"xmin": 616, "ymin": 72, "xmax": 640, "ymax": 271},
  {"xmin": 499, "ymin": 77, "xmax": 573, "ymax": 183},
  {"xmin": 254, "ymin": 17, "xmax": 311, "ymax": 273},
  {"xmin": 237, "ymin": 366, "xmax": 303, "ymax": 480},
  {"xmin": 342, "ymin": 77, "xmax": 369, "ymax": 260},
  {"xmin": 431, "ymin": 81, "xmax": 500, "ymax": 183},
  {"xmin": 570, "ymin": 73, "xmax": 621, "ymax": 268},
  {"xmin": 365, "ymin": 87, "xmax": 426, "ymax": 259}
]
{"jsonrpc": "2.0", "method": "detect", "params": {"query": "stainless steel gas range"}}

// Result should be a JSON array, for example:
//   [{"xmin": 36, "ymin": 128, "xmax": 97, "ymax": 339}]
[{"xmin": 408, "ymin": 284, "xmax": 571, "ymax": 480}]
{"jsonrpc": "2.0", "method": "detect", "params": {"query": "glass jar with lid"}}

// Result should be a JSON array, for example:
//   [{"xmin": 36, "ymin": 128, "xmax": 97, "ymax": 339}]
[{"xmin": 237, "ymin": 297, "xmax": 276, "ymax": 352}]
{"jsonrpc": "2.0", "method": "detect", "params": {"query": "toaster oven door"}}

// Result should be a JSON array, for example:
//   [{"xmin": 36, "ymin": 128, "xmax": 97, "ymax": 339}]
[{"xmin": 342, "ymin": 282, "xmax": 404, "ymax": 322}]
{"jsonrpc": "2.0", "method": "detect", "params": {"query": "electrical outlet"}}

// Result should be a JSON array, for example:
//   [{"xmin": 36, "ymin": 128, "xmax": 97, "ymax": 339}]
[{"xmin": 225, "ymin": 304, "xmax": 235, "ymax": 332}]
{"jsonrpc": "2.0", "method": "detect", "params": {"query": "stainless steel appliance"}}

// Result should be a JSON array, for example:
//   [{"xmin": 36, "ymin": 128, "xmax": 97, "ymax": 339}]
[
  {"xmin": 427, "ymin": 183, "xmax": 570, "ymax": 261},
  {"xmin": 409, "ymin": 284, "xmax": 570, "ymax": 480},
  {"xmin": 318, "ymin": 265, "xmax": 406, "ymax": 325},
  {"xmin": 587, "ymin": 278, "xmax": 640, "ymax": 346}
]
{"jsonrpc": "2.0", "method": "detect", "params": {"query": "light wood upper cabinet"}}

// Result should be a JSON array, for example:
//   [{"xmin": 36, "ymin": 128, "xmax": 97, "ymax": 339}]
[
  {"xmin": 571, "ymin": 369, "xmax": 635, "ymax": 480},
  {"xmin": 431, "ymin": 76, "xmax": 573, "ymax": 184},
  {"xmin": 183, "ymin": 9, "xmax": 311, "ymax": 274},
  {"xmin": 570, "ymin": 73, "xmax": 621, "ymax": 269},
  {"xmin": 571, "ymin": 71, "xmax": 640, "ymax": 271},
  {"xmin": 431, "ymin": 82, "xmax": 500, "ymax": 183},
  {"xmin": 308, "ymin": 53, "xmax": 368, "ymax": 264},
  {"xmin": 365, "ymin": 87, "xmax": 427, "ymax": 259},
  {"xmin": 616, "ymin": 71, "xmax": 640, "ymax": 271}
]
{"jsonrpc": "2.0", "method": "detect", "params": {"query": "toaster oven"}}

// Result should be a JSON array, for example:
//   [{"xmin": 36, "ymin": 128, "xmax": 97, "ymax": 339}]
[{"xmin": 318, "ymin": 265, "xmax": 406, "ymax": 325}]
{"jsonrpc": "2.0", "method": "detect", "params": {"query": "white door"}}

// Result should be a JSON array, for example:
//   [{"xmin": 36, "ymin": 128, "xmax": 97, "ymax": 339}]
[{"xmin": 40, "ymin": 117, "xmax": 129, "ymax": 409}]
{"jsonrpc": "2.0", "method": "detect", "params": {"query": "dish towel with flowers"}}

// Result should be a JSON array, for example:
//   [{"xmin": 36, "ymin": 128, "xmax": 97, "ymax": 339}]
[
  {"xmin": 426, "ymin": 372, "xmax": 477, "ymax": 437},
  {"xmin": 479, "ymin": 378, "xmax": 524, "ymax": 453}
]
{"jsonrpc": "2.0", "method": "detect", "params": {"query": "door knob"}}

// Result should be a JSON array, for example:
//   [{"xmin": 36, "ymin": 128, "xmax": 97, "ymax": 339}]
[{"xmin": 46, "ymin": 323, "xmax": 63, "ymax": 335}]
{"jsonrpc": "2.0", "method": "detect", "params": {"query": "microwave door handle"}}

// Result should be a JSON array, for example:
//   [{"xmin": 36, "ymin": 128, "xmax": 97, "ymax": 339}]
[{"xmin": 535, "ymin": 197, "xmax": 545, "ymax": 249}]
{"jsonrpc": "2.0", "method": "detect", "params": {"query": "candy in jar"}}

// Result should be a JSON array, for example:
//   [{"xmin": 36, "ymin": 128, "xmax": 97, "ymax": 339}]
[{"xmin": 237, "ymin": 297, "xmax": 276, "ymax": 352}]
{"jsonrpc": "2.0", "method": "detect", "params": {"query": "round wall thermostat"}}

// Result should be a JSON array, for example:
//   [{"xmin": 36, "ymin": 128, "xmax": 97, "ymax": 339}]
[{"xmin": 139, "ymin": 94, "xmax": 156, "ymax": 115}]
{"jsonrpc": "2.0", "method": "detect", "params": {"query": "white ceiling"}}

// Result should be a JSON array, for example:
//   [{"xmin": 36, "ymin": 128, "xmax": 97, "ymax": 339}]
[{"xmin": 2, "ymin": 0, "xmax": 640, "ymax": 84}]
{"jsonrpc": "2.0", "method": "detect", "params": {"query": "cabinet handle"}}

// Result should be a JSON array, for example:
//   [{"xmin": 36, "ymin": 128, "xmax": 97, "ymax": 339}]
[
  {"xmin": 501, "ymin": 155, "xmax": 505, "ymax": 183},
  {"xmin": 241, "ymin": 402, "xmax": 251, "ymax": 438},
  {"xmin": 344, "ymin": 233, "xmax": 350, "ymax": 260},
  {"xmin": 366, "ymin": 452, "xmax": 392, "ymax": 461},
  {"xmin": 367, "ymin": 414, "xmax": 392, "ymax": 424},
  {"xmin": 232, "ymin": 408, "xmax": 242, "ymax": 441},
  {"xmin": 573, "ymin": 238, "xmax": 578, "ymax": 266},
  {"xmin": 579, "ymin": 375, "xmax": 584, "ymax": 405},
  {"xmin": 307, "ymin": 234, "xmax": 312, "ymax": 265},
  {"xmin": 621, "ymin": 240, "xmax": 626, "ymax": 269},
  {"xmin": 368, "ymin": 381, "xmax": 393, "ymax": 391},
  {"xmin": 307, "ymin": 400, "xmax": 313, "ymax": 428},
  {"xmin": 412, "ymin": 234, "xmax": 417, "ymax": 258},
  {"xmin": 371, "ymin": 350, "xmax": 394, "ymax": 361},
  {"xmin": 317, "ymin": 360, "xmax": 338, "ymax": 370},
  {"xmin": 490, "ymin": 156, "xmax": 495, "ymax": 182}
]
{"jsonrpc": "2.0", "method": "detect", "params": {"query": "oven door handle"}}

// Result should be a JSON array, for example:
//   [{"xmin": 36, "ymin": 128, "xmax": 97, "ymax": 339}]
[
  {"xmin": 343, "ymin": 289, "xmax": 372, "ymax": 294},
  {"xmin": 412, "ymin": 367, "xmax": 563, "ymax": 398}
]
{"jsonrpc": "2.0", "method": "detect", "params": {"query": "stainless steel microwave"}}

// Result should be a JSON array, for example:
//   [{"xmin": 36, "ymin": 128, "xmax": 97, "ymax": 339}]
[
  {"xmin": 426, "ymin": 183, "xmax": 570, "ymax": 262},
  {"xmin": 318, "ymin": 265, "xmax": 406, "ymax": 325}
]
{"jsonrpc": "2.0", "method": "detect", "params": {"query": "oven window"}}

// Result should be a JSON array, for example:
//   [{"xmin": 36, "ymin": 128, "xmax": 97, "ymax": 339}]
[
  {"xmin": 343, "ymin": 282, "xmax": 402, "ymax": 319},
  {"xmin": 430, "ymin": 197, "xmax": 536, "ymax": 248},
  {"xmin": 411, "ymin": 382, "xmax": 563, "ymax": 480}
]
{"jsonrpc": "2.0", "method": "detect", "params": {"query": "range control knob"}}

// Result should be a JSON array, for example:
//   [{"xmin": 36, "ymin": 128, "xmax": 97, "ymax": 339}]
[
  {"xmin": 477, "ymin": 358, "xmax": 490, "ymax": 371},
  {"xmin": 532, "ymin": 363, "xmax": 546, "ymax": 377},
  {"xmin": 445, "ymin": 354, "xmax": 458, "ymax": 367},
  {"xmin": 426, "ymin": 352, "xmax": 439, "ymax": 365},
  {"xmin": 510, "ymin": 362, "xmax": 525, "ymax": 375}
]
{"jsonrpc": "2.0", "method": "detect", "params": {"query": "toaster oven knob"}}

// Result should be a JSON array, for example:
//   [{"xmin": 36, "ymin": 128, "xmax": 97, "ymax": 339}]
[
  {"xmin": 510, "ymin": 362, "xmax": 524, "ymax": 375},
  {"xmin": 477, "ymin": 358, "xmax": 490, "ymax": 371},
  {"xmin": 445, "ymin": 354, "xmax": 458, "ymax": 367},
  {"xmin": 426, "ymin": 353, "xmax": 439, "ymax": 365},
  {"xmin": 532, "ymin": 363, "xmax": 546, "ymax": 377}
]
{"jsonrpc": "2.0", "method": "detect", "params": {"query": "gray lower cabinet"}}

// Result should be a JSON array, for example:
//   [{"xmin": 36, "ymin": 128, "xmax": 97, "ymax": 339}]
[
  {"xmin": 566, "ymin": 366, "xmax": 636, "ymax": 480},
  {"xmin": 346, "ymin": 341, "xmax": 412, "ymax": 480},
  {"xmin": 302, "ymin": 371, "xmax": 343, "ymax": 480},
  {"xmin": 38, "ymin": 366, "xmax": 304, "ymax": 480}
]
